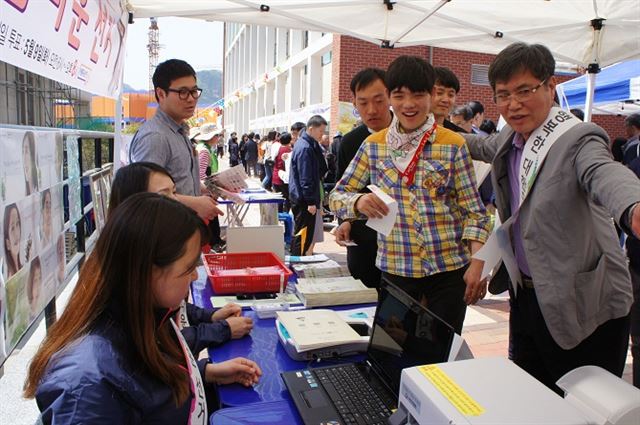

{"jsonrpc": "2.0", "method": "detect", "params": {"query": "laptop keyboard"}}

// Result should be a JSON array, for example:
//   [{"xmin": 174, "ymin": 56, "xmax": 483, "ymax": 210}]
[{"xmin": 313, "ymin": 364, "xmax": 393, "ymax": 425}]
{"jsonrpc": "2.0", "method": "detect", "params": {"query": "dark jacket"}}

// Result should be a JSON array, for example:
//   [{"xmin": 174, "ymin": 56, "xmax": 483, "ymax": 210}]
[
  {"xmin": 35, "ymin": 306, "xmax": 202, "ymax": 424},
  {"xmin": 335, "ymin": 124, "xmax": 381, "ymax": 287},
  {"xmin": 337, "ymin": 124, "xmax": 370, "ymax": 181},
  {"xmin": 244, "ymin": 139, "xmax": 258, "ymax": 161},
  {"xmin": 228, "ymin": 140, "xmax": 239, "ymax": 163},
  {"xmin": 622, "ymin": 137, "xmax": 640, "ymax": 166},
  {"xmin": 289, "ymin": 131, "xmax": 328, "ymax": 207},
  {"xmin": 183, "ymin": 303, "xmax": 230, "ymax": 354}
]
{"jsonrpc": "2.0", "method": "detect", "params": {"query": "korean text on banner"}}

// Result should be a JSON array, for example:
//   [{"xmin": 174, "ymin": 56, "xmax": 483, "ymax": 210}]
[{"xmin": 0, "ymin": 0, "xmax": 128, "ymax": 98}]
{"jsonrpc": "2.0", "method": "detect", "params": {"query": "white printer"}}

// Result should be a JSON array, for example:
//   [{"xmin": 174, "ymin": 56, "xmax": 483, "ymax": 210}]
[{"xmin": 393, "ymin": 357, "xmax": 640, "ymax": 425}]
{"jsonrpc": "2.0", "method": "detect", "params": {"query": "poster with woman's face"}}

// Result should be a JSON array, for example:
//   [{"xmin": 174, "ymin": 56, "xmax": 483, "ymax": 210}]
[
  {"xmin": 37, "ymin": 189, "xmax": 53, "ymax": 251},
  {"xmin": 22, "ymin": 131, "xmax": 39, "ymax": 197},
  {"xmin": 3, "ymin": 197, "xmax": 36, "ymax": 280},
  {"xmin": 34, "ymin": 183, "xmax": 64, "ymax": 254},
  {"xmin": 4, "ymin": 266, "xmax": 29, "ymax": 352},
  {"xmin": 0, "ymin": 129, "xmax": 32, "ymax": 204}
]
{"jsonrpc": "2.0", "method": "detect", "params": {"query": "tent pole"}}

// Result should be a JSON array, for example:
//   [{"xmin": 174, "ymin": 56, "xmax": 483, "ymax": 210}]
[
  {"xmin": 584, "ymin": 71, "xmax": 596, "ymax": 122},
  {"xmin": 584, "ymin": 18, "xmax": 604, "ymax": 122}
]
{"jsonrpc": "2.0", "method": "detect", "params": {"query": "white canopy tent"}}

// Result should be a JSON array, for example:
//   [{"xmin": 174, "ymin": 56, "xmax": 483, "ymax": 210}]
[
  {"xmin": 126, "ymin": 0, "xmax": 640, "ymax": 122},
  {"xmin": 127, "ymin": 0, "xmax": 639, "ymax": 68}
]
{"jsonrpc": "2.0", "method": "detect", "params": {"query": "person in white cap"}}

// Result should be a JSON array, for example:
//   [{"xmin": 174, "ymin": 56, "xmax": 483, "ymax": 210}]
[
  {"xmin": 194, "ymin": 124, "xmax": 225, "ymax": 251},
  {"xmin": 195, "ymin": 123, "xmax": 221, "ymax": 177}
]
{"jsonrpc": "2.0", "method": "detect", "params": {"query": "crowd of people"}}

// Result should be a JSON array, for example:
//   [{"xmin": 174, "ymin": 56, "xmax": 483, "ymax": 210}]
[{"xmin": 22, "ymin": 41, "xmax": 640, "ymax": 423}]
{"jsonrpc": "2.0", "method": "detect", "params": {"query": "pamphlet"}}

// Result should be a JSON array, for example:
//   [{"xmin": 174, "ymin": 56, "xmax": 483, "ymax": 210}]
[
  {"xmin": 366, "ymin": 184, "xmax": 398, "ymax": 236},
  {"xmin": 276, "ymin": 309, "xmax": 362, "ymax": 351},
  {"xmin": 205, "ymin": 164, "xmax": 248, "ymax": 194}
]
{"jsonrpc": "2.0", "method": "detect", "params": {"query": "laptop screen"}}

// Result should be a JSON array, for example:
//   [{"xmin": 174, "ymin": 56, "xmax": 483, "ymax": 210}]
[{"xmin": 367, "ymin": 280, "xmax": 455, "ymax": 395}]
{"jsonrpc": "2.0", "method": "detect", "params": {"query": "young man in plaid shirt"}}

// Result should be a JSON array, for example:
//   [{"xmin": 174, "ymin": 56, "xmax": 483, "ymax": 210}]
[{"xmin": 329, "ymin": 56, "xmax": 490, "ymax": 333}]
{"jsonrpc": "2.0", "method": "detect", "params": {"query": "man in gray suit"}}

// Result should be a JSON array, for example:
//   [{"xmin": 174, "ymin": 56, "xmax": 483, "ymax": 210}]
[{"xmin": 465, "ymin": 42, "xmax": 640, "ymax": 393}]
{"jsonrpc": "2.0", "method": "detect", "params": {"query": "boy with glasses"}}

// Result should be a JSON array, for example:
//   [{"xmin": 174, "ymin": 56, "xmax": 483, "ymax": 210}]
[
  {"xmin": 465, "ymin": 42, "xmax": 640, "ymax": 393},
  {"xmin": 130, "ymin": 59, "xmax": 222, "ymax": 221}
]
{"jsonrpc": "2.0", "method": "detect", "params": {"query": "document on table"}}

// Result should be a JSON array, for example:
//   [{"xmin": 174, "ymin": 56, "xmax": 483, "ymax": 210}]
[
  {"xmin": 365, "ymin": 184, "xmax": 398, "ymax": 236},
  {"xmin": 276, "ymin": 309, "xmax": 361, "ymax": 351}
]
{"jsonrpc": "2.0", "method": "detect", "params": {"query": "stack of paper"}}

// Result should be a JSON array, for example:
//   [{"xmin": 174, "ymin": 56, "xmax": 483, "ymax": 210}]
[
  {"xmin": 295, "ymin": 276, "xmax": 378, "ymax": 307},
  {"xmin": 285, "ymin": 254, "xmax": 330, "ymax": 263},
  {"xmin": 277, "ymin": 309, "xmax": 362, "ymax": 352},
  {"xmin": 291, "ymin": 259, "xmax": 348, "ymax": 278},
  {"xmin": 211, "ymin": 293, "xmax": 302, "ymax": 309}
]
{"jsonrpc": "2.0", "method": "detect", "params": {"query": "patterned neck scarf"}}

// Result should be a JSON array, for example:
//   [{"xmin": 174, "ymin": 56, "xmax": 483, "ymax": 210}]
[{"xmin": 387, "ymin": 113, "xmax": 437, "ymax": 173}]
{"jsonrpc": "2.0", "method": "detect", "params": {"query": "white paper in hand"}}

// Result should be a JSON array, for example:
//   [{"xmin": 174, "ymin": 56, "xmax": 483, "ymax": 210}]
[
  {"xmin": 472, "ymin": 213, "xmax": 502, "ymax": 280},
  {"xmin": 365, "ymin": 184, "xmax": 398, "ymax": 236},
  {"xmin": 473, "ymin": 232, "xmax": 501, "ymax": 280}
]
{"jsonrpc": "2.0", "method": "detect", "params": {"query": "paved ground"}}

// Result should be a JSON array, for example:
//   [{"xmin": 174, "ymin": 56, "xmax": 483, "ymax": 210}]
[{"xmin": 0, "ymin": 172, "xmax": 633, "ymax": 425}]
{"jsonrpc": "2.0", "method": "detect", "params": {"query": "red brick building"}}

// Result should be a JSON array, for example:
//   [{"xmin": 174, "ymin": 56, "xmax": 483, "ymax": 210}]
[{"xmin": 330, "ymin": 35, "xmax": 626, "ymax": 142}]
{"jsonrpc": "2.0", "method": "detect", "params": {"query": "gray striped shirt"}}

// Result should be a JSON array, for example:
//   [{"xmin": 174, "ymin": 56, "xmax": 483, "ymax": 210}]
[{"xmin": 130, "ymin": 108, "xmax": 200, "ymax": 196}]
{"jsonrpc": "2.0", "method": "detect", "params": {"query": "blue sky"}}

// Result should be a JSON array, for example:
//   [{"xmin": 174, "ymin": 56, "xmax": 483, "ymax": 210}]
[{"xmin": 124, "ymin": 17, "xmax": 224, "ymax": 90}]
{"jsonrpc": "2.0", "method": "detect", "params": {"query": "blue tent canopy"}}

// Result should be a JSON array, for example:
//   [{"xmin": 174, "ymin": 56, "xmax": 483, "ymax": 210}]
[{"xmin": 557, "ymin": 60, "xmax": 640, "ymax": 115}]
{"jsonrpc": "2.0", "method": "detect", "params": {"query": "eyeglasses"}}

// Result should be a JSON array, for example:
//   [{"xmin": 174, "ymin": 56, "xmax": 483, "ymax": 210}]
[
  {"xmin": 493, "ymin": 79, "xmax": 547, "ymax": 106},
  {"xmin": 166, "ymin": 87, "xmax": 203, "ymax": 100}
]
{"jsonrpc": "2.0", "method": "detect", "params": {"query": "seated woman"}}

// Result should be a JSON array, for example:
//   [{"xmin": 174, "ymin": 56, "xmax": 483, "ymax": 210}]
[
  {"xmin": 25, "ymin": 193, "xmax": 262, "ymax": 423},
  {"xmin": 107, "ymin": 162, "xmax": 253, "ymax": 353}
]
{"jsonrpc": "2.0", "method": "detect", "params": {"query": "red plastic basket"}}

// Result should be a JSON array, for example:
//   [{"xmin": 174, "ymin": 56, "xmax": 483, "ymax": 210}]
[{"xmin": 203, "ymin": 252, "xmax": 292, "ymax": 294}]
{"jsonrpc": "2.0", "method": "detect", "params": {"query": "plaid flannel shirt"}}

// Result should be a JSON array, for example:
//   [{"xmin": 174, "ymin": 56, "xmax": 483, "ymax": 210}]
[{"xmin": 329, "ymin": 126, "xmax": 490, "ymax": 278}]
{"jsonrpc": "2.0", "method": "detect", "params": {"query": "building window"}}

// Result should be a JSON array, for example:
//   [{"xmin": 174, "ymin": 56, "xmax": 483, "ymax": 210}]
[
  {"xmin": 471, "ymin": 64, "xmax": 490, "ymax": 86},
  {"xmin": 303, "ymin": 31, "xmax": 309, "ymax": 49},
  {"xmin": 321, "ymin": 51, "xmax": 332, "ymax": 66}
]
